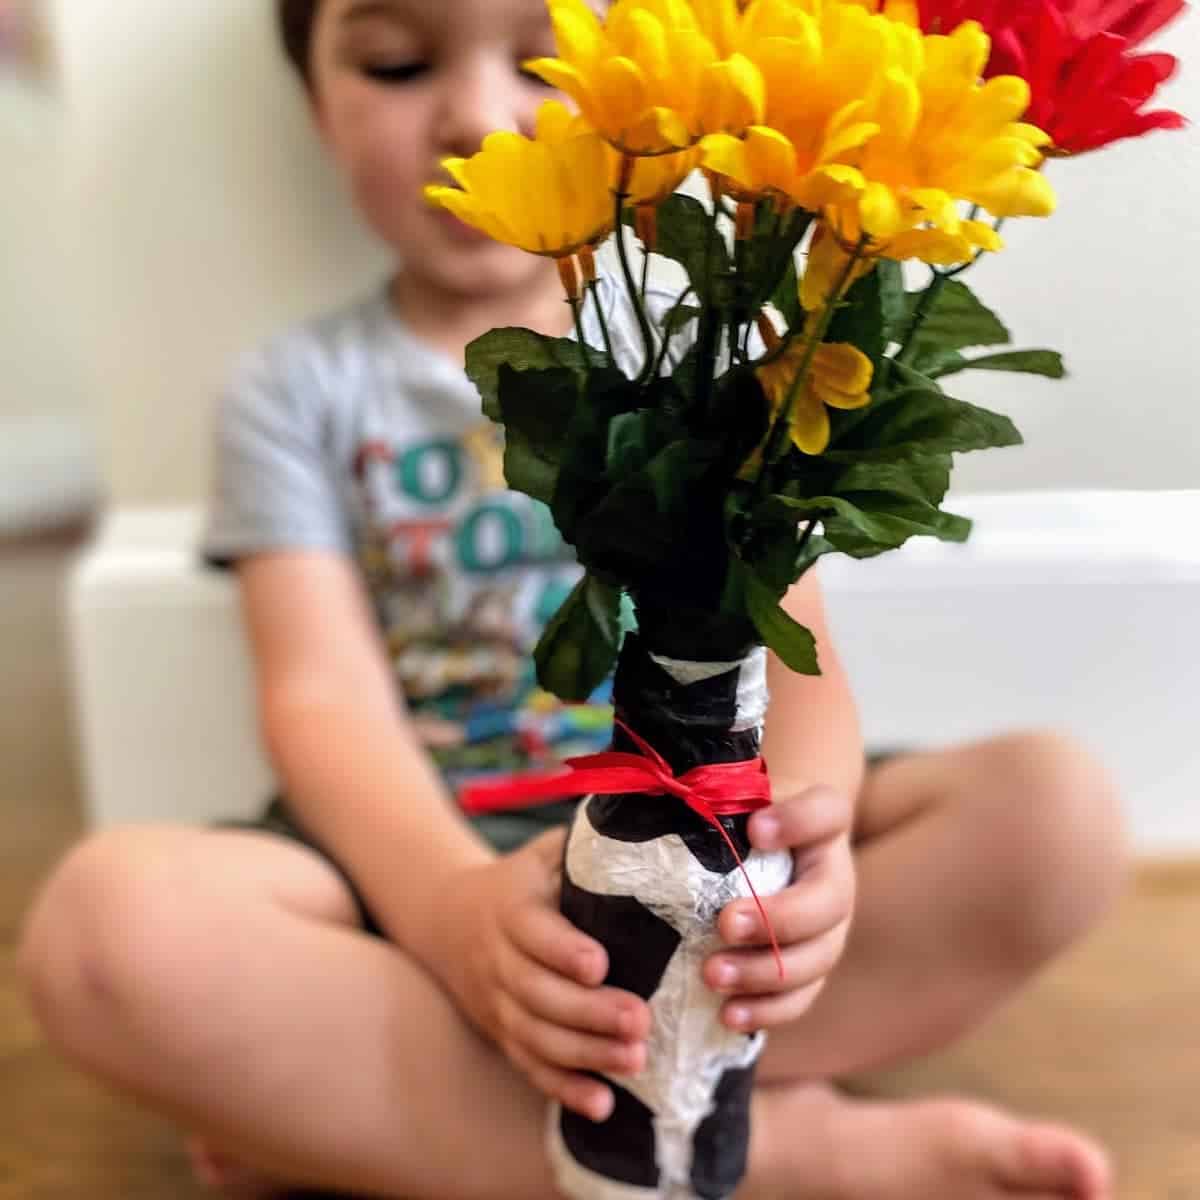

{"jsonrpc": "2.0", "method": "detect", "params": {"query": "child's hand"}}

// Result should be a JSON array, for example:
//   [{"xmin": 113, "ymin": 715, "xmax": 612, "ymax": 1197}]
[
  {"xmin": 439, "ymin": 828, "xmax": 651, "ymax": 1123},
  {"xmin": 706, "ymin": 786, "xmax": 857, "ymax": 1031}
]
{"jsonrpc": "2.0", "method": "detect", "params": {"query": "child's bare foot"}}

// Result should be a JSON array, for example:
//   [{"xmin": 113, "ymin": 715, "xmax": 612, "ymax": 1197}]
[
  {"xmin": 743, "ymin": 1082, "xmax": 1113, "ymax": 1199},
  {"xmin": 185, "ymin": 1135, "xmax": 290, "ymax": 1198}
]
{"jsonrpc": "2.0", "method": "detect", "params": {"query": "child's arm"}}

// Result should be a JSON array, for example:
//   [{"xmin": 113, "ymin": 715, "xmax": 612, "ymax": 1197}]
[
  {"xmin": 760, "ymin": 566, "xmax": 866, "ymax": 806},
  {"xmin": 236, "ymin": 548, "xmax": 495, "ymax": 944},
  {"xmin": 236, "ymin": 548, "xmax": 650, "ymax": 1121}
]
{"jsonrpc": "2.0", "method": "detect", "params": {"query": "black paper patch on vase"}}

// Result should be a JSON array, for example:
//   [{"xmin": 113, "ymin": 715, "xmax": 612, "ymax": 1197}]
[
  {"xmin": 561, "ymin": 1079, "xmax": 660, "ymax": 1189},
  {"xmin": 690, "ymin": 1063, "xmax": 756, "ymax": 1199},
  {"xmin": 560, "ymin": 872, "xmax": 681, "ymax": 1001}
]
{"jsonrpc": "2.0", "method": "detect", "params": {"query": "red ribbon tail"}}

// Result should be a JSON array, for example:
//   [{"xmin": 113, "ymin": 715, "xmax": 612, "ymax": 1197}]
[{"xmin": 702, "ymin": 811, "xmax": 785, "ymax": 983}]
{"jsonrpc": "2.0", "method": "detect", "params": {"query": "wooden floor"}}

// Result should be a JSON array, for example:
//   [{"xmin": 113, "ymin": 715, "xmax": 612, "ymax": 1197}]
[{"xmin": 2, "ymin": 533, "xmax": 1198, "ymax": 1199}]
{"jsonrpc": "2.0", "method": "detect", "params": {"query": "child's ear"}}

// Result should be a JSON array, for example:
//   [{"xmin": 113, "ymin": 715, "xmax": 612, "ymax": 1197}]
[{"xmin": 307, "ymin": 88, "xmax": 336, "ymax": 152}]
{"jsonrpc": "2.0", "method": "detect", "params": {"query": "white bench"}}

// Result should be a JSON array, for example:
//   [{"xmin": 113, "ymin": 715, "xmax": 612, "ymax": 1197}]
[{"xmin": 67, "ymin": 492, "xmax": 1200, "ymax": 856}]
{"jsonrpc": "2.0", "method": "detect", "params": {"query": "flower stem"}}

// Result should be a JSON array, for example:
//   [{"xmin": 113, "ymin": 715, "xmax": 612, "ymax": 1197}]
[
  {"xmin": 649, "ymin": 285, "xmax": 695, "ymax": 380},
  {"xmin": 569, "ymin": 297, "xmax": 591, "ymax": 392},
  {"xmin": 896, "ymin": 268, "xmax": 947, "ymax": 365},
  {"xmin": 588, "ymin": 280, "xmax": 616, "ymax": 364},
  {"xmin": 613, "ymin": 155, "xmax": 656, "ymax": 386},
  {"xmin": 796, "ymin": 518, "xmax": 818, "ymax": 560},
  {"xmin": 696, "ymin": 176, "xmax": 725, "ymax": 423}
]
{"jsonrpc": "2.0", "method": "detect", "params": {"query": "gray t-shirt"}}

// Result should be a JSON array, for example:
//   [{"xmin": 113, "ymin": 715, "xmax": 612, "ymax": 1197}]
[{"xmin": 202, "ymin": 274, "xmax": 673, "ymax": 790}]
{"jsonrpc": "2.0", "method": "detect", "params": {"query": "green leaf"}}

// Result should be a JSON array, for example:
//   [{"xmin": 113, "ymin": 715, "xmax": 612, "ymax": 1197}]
[
  {"xmin": 827, "ymin": 267, "xmax": 887, "ymax": 364},
  {"xmin": 533, "ymin": 573, "xmax": 624, "ymax": 701},
  {"xmin": 876, "ymin": 260, "xmax": 907, "ymax": 344},
  {"xmin": 711, "ymin": 367, "xmax": 772, "ymax": 471},
  {"xmin": 493, "ymin": 365, "xmax": 579, "ymax": 504},
  {"xmin": 932, "ymin": 348, "xmax": 1067, "ymax": 380},
  {"xmin": 639, "ymin": 193, "xmax": 730, "ymax": 305},
  {"xmin": 754, "ymin": 491, "xmax": 971, "ymax": 558},
  {"xmin": 738, "ymin": 561, "xmax": 820, "ymax": 675},
  {"xmin": 769, "ymin": 255, "xmax": 803, "ymax": 331},
  {"xmin": 502, "ymin": 436, "xmax": 559, "ymax": 505},
  {"xmin": 825, "ymin": 378, "xmax": 1022, "ymax": 463},
  {"xmin": 734, "ymin": 206, "xmax": 811, "ymax": 322},
  {"xmin": 904, "ymin": 279, "xmax": 1010, "ymax": 368},
  {"xmin": 831, "ymin": 457, "xmax": 952, "ymax": 510},
  {"xmin": 664, "ymin": 303, "xmax": 703, "ymax": 336},
  {"xmin": 605, "ymin": 408, "xmax": 676, "ymax": 481},
  {"xmin": 466, "ymin": 327, "xmax": 606, "ymax": 420}
]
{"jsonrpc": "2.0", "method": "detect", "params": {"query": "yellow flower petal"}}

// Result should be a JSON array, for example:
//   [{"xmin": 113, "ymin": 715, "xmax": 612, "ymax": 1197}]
[
  {"xmin": 860, "ymin": 180, "xmax": 904, "ymax": 238},
  {"xmin": 800, "ymin": 223, "xmax": 872, "ymax": 312},
  {"xmin": 882, "ymin": 227, "xmax": 974, "ymax": 264},
  {"xmin": 813, "ymin": 343, "xmax": 873, "ymax": 397},
  {"xmin": 625, "ymin": 145, "xmax": 701, "ymax": 205},
  {"xmin": 532, "ymin": 0, "xmax": 743, "ymax": 155},
  {"xmin": 441, "ymin": 157, "xmax": 470, "ymax": 189},
  {"xmin": 425, "ymin": 121, "xmax": 614, "ymax": 256},
  {"xmin": 790, "ymin": 396, "xmax": 832, "ymax": 456},
  {"xmin": 972, "ymin": 165, "xmax": 1057, "ymax": 219},
  {"xmin": 535, "ymin": 99, "xmax": 578, "ymax": 143},
  {"xmin": 691, "ymin": 0, "xmax": 741, "ymax": 55},
  {"xmin": 524, "ymin": 57, "xmax": 594, "ymax": 115},
  {"xmin": 962, "ymin": 219, "xmax": 1004, "ymax": 252},
  {"xmin": 696, "ymin": 52, "xmax": 766, "ymax": 135}
]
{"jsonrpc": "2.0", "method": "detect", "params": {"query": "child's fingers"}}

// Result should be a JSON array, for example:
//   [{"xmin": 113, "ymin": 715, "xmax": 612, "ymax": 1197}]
[
  {"xmin": 506, "ymin": 902, "xmax": 609, "ymax": 986},
  {"xmin": 719, "ymin": 838, "xmax": 854, "ymax": 948},
  {"xmin": 504, "ymin": 1038, "xmax": 614, "ymax": 1123},
  {"xmin": 497, "ymin": 990, "xmax": 646, "ymax": 1079},
  {"xmin": 502, "ymin": 950, "xmax": 650, "ymax": 1040},
  {"xmin": 705, "ymin": 922, "xmax": 849, "ymax": 998},
  {"xmin": 749, "ymin": 786, "xmax": 853, "ymax": 854},
  {"xmin": 719, "ymin": 978, "xmax": 828, "ymax": 1033}
]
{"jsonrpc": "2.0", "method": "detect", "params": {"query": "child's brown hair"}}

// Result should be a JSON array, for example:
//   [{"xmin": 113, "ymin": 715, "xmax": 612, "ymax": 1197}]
[{"xmin": 277, "ymin": 0, "xmax": 321, "ymax": 87}]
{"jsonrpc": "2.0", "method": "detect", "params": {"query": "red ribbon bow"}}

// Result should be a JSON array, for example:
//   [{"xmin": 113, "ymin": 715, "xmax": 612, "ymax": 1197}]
[{"xmin": 459, "ymin": 720, "xmax": 785, "ymax": 979}]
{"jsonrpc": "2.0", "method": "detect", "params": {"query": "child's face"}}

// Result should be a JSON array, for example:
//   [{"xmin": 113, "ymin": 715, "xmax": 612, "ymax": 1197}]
[{"xmin": 310, "ymin": 0, "xmax": 562, "ymax": 299}]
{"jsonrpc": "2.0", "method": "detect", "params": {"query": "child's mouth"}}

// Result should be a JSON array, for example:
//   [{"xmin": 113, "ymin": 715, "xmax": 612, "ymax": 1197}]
[{"xmin": 432, "ymin": 209, "xmax": 492, "ymax": 244}]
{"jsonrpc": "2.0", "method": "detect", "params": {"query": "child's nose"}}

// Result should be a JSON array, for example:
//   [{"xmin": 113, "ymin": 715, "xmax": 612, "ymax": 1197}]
[{"xmin": 433, "ymin": 60, "xmax": 525, "ymax": 159}]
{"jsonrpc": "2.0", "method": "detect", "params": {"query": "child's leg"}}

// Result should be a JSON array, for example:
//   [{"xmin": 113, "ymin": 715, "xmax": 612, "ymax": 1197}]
[
  {"xmin": 760, "ymin": 728, "xmax": 1129, "ymax": 1083},
  {"xmin": 18, "ymin": 729, "xmax": 1126, "ymax": 1200},
  {"xmin": 17, "ymin": 825, "xmax": 562, "ymax": 1199},
  {"xmin": 736, "ymin": 729, "xmax": 1126, "ymax": 1200}
]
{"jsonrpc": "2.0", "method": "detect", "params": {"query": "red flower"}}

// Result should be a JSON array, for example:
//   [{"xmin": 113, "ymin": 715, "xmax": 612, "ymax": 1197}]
[
  {"xmin": 917, "ymin": 0, "xmax": 1188, "ymax": 154},
  {"xmin": 1062, "ymin": 0, "xmax": 1186, "ymax": 43}
]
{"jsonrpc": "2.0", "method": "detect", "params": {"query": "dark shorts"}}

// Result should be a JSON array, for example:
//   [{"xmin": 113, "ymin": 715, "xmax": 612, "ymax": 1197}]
[
  {"xmin": 216, "ymin": 794, "xmax": 585, "ymax": 938},
  {"xmin": 218, "ymin": 750, "xmax": 900, "ymax": 939}
]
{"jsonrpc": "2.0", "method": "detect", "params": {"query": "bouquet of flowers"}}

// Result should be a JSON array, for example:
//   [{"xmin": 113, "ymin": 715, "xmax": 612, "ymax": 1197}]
[{"xmin": 427, "ymin": 1, "xmax": 1186, "ymax": 1196}]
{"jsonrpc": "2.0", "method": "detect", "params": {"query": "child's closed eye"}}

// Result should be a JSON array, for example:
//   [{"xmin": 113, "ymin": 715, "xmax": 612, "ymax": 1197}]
[{"xmin": 362, "ymin": 61, "xmax": 430, "ymax": 85}]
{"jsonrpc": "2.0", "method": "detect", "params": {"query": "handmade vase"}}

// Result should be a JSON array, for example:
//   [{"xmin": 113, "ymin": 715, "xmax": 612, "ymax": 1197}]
[{"xmin": 547, "ymin": 628, "xmax": 793, "ymax": 1200}]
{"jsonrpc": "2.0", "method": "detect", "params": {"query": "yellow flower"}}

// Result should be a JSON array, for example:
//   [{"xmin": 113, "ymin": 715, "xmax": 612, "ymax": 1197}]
[
  {"xmin": 625, "ymin": 145, "xmax": 703, "ymax": 205},
  {"xmin": 798, "ymin": 222, "xmax": 876, "ymax": 313},
  {"xmin": 698, "ymin": 3, "xmax": 902, "ymax": 211},
  {"xmin": 423, "ymin": 101, "xmax": 614, "ymax": 257},
  {"xmin": 525, "ymin": 98, "xmax": 698, "ymax": 204},
  {"xmin": 755, "ymin": 317, "xmax": 874, "ymax": 456},
  {"xmin": 523, "ymin": 0, "xmax": 765, "ymax": 155},
  {"xmin": 828, "ymin": 21, "xmax": 1055, "ymax": 247},
  {"xmin": 837, "ymin": 0, "xmax": 920, "ymax": 25}
]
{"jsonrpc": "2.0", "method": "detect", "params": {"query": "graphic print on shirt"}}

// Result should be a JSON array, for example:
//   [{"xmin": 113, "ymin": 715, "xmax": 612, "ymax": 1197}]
[{"xmin": 351, "ymin": 421, "xmax": 615, "ymax": 795}]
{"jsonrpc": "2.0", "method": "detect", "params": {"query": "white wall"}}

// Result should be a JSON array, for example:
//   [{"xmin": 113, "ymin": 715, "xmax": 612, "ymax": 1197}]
[
  {"xmin": 0, "ymin": 75, "xmax": 98, "ymax": 532},
  {"xmin": 48, "ymin": 1, "xmax": 1198, "ymax": 505},
  {"xmin": 948, "ymin": 5, "xmax": 1200, "ymax": 495},
  {"xmin": 48, "ymin": 0, "xmax": 387, "ymax": 505}
]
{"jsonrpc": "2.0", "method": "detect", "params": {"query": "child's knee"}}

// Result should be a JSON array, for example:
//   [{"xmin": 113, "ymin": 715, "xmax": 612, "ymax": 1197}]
[
  {"xmin": 18, "ymin": 829, "xmax": 218, "ymax": 1061},
  {"xmin": 980, "ymin": 729, "xmax": 1130, "ymax": 962}
]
